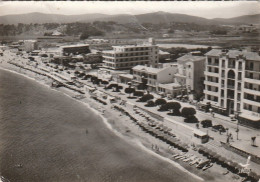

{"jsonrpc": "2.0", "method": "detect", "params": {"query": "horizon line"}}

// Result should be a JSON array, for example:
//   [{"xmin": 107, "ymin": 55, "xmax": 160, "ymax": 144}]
[{"xmin": 0, "ymin": 11, "xmax": 259, "ymax": 20}]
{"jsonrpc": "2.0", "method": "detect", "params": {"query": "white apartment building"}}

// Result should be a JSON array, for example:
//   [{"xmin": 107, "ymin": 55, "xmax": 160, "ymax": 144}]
[
  {"xmin": 175, "ymin": 54, "xmax": 206, "ymax": 97},
  {"xmin": 24, "ymin": 40, "xmax": 38, "ymax": 52},
  {"xmin": 132, "ymin": 64, "xmax": 177, "ymax": 92},
  {"xmin": 102, "ymin": 38, "xmax": 159, "ymax": 70},
  {"xmin": 203, "ymin": 49, "xmax": 260, "ymax": 128}
]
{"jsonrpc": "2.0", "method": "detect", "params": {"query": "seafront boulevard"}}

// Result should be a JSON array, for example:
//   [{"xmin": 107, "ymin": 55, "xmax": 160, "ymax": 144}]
[{"xmin": 0, "ymin": 51, "xmax": 260, "ymax": 182}]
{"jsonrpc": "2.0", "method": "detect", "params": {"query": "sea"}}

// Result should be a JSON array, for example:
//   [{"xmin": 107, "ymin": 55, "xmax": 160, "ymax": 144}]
[
  {"xmin": 0, "ymin": 69, "xmax": 200, "ymax": 182},
  {"xmin": 157, "ymin": 43, "xmax": 219, "ymax": 49}
]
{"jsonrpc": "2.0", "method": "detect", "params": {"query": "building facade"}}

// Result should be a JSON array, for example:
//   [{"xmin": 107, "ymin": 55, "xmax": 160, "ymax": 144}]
[
  {"xmin": 174, "ymin": 54, "xmax": 206, "ymax": 98},
  {"xmin": 203, "ymin": 49, "xmax": 260, "ymax": 128},
  {"xmin": 60, "ymin": 44, "xmax": 90, "ymax": 56},
  {"xmin": 24, "ymin": 40, "xmax": 38, "ymax": 52},
  {"xmin": 132, "ymin": 64, "xmax": 177, "ymax": 92},
  {"xmin": 102, "ymin": 39, "xmax": 159, "ymax": 70}
]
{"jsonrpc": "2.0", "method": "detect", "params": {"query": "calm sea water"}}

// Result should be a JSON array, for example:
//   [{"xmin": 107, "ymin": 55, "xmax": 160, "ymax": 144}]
[
  {"xmin": 157, "ymin": 43, "xmax": 219, "ymax": 49},
  {"xmin": 0, "ymin": 69, "xmax": 199, "ymax": 182}
]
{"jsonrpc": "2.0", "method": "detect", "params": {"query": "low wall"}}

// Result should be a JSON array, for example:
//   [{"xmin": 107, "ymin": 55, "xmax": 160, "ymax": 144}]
[{"xmin": 221, "ymin": 142, "xmax": 260, "ymax": 165}]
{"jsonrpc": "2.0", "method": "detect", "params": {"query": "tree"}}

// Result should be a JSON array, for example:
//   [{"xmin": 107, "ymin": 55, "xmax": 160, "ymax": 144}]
[
  {"xmin": 155, "ymin": 98, "xmax": 167, "ymax": 106},
  {"xmin": 181, "ymin": 107, "xmax": 196, "ymax": 118},
  {"xmin": 158, "ymin": 104, "xmax": 169, "ymax": 112},
  {"xmin": 80, "ymin": 31, "xmax": 89, "ymax": 40},
  {"xmin": 125, "ymin": 87, "xmax": 135, "ymax": 98},
  {"xmin": 145, "ymin": 100, "xmax": 155, "ymax": 107},
  {"xmin": 166, "ymin": 102, "xmax": 181, "ymax": 115},
  {"xmin": 138, "ymin": 94, "xmax": 154, "ymax": 102},
  {"xmin": 133, "ymin": 91, "xmax": 144, "ymax": 97}
]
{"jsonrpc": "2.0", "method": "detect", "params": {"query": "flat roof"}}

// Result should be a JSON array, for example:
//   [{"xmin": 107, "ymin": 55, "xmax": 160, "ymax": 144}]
[
  {"xmin": 132, "ymin": 65, "xmax": 164, "ymax": 74},
  {"xmin": 206, "ymin": 49, "xmax": 260, "ymax": 61},
  {"xmin": 60, "ymin": 44, "xmax": 89, "ymax": 48},
  {"xmin": 158, "ymin": 83, "xmax": 181, "ymax": 89},
  {"xmin": 193, "ymin": 129, "xmax": 207, "ymax": 136},
  {"xmin": 112, "ymin": 44, "xmax": 155, "ymax": 49},
  {"xmin": 118, "ymin": 74, "xmax": 134, "ymax": 79},
  {"xmin": 177, "ymin": 54, "xmax": 205, "ymax": 62},
  {"xmin": 240, "ymin": 113, "xmax": 260, "ymax": 121}
]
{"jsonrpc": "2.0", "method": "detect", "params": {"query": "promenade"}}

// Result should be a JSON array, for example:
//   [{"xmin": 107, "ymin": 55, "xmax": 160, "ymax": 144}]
[{"xmin": 85, "ymin": 80, "xmax": 260, "ymax": 173}]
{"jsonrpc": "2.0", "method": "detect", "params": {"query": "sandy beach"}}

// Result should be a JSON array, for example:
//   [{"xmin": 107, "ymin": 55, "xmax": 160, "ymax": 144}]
[{"xmin": 0, "ymin": 51, "xmax": 250, "ymax": 182}]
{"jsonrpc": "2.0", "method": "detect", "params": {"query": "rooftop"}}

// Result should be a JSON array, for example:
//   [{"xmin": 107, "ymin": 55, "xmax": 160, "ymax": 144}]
[
  {"xmin": 112, "ymin": 44, "xmax": 156, "ymax": 49},
  {"xmin": 133, "ymin": 65, "xmax": 164, "ymax": 74},
  {"xmin": 118, "ymin": 74, "xmax": 134, "ymax": 79},
  {"xmin": 206, "ymin": 49, "xmax": 260, "ymax": 61},
  {"xmin": 205, "ymin": 49, "xmax": 222, "ymax": 57},
  {"xmin": 159, "ymin": 50, "xmax": 170, "ymax": 55},
  {"xmin": 60, "ymin": 44, "xmax": 89, "ymax": 48},
  {"xmin": 177, "ymin": 54, "xmax": 205, "ymax": 62},
  {"xmin": 158, "ymin": 83, "xmax": 181, "ymax": 90}
]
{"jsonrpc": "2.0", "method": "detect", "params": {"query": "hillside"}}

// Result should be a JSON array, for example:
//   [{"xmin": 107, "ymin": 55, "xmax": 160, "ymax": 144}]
[
  {"xmin": 0, "ymin": 11, "xmax": 259, "ymax": 25},
  {"xmin": 213, "ymin": 14, "xmax": 260, "ymax": 25},
  {"xmin": 135, "ymin": 11, "xmax": 214, "ymax": 25}
]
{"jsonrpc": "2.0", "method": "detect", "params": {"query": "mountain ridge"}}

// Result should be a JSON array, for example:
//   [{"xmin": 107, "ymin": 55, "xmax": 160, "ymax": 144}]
[{"xmin": 0, "ymin": 11, "xmax": 259, "ymax": 25}]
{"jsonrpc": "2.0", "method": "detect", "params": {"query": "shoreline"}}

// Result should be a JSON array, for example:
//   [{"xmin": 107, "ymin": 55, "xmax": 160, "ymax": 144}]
[
  {"xmin": 0, "ymin": 56, "xmax": 244, "ymax": 182},
  {"xmin": 0, "ymin": 65, "xmax": 204, "ymax": 181}
]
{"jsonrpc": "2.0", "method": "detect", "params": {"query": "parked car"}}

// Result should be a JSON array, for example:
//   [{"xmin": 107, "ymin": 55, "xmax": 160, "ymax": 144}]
[
  {"xmin": 212, "ymin": 125, "xmax": 226, "ymax": 132},
  {"xmin": 201, "ymin": 120, "xmax": 212, "ymax": 128}
]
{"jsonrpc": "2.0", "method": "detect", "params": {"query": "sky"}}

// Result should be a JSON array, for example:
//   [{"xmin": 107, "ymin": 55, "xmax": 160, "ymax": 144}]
[{"xmin": 0, "ymin": 1, "xmax": 259, "ymax": 19}]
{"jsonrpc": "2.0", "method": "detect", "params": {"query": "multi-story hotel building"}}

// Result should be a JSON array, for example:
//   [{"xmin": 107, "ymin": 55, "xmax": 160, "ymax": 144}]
[
  {"xmin": 102, "ymin": 38, "xmax": 159, "ymax": 70},
  {"xmin": 132, "ymin": 64, "xmax": 177, "ymax": 92},
  {"xmin": 24, "ymin": 40, "xmax": 39, "ymax": 52},
  {"xmin": 174, "ymin": 54, "xmax": 206, "ymax": 98},
  {"xmin": 60, "ymin": 44, "xmax": 90, "ymax": 56},
  {"xmin": 203, "ymin": 49, "xmax": 260, "ymax": 128}
]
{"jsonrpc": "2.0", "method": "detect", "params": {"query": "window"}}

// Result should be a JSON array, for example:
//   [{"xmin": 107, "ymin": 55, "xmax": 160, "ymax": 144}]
[
  {"xmin": 221, "ymin": 99, "xmax": 224, "ymax": 107},
  {"xmin": 248, "ymin": 105, "xmax": 252, "ymax": 111},
  {"xmin": 238, "ymin": 72, "xmax": 242, "ymax": 80},
  {"xmin": 208, "ymin": 58, "xmax": 212, "ymax": 64},
  {"xmin": 222, "ymin": 60, "xmax": 225, "ymax": 67},
  {"xmin": 250, "ymin": 62, "xmax": 254, "ymax": 69}
]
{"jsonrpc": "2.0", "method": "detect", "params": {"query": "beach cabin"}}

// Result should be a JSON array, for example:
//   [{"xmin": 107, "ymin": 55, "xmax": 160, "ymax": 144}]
[{"xmin": 193, "ymin": 130, "xmax": 209, "ymax": 144}]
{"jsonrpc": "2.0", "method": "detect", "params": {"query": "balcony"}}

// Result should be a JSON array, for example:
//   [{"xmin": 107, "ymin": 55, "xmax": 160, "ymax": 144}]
[
  {"xmin": 244, "ymin": 77, "xmax": 260, "ymax": 84},
  {"xmin": 208, "ymin": 62, "xmax": 219, "ymax": 67},
  {"xmin": 204, "ymin": 90, "xmax": 219, "ymax": 97},
  {"xmin": 227, "ymin": 95, "xmax": 234, "ymax": 99},
  {"xmin": 204, "ymin": 80, "xmax": 219, "ymax": 87},
  {"xmin": 243, "ymin": 98, "xmax": 260, "ymax": 107},
  {"xmin": 204, "ymin": 71, "xmax": 219, "ymax": 77},
  {"xmin": 244, "ymin": 88, "xmax": 260, "ymax": 96},
  {"xmin": 227, "ymin": 85, "xmax": 235, "ymax": 89},
  {"xmin": 228, "ymin": 64, "xmax": 236, "ymax": 69},
  {"xmin": 227, "ymin": 76, "xmax": 235, "ymax": 80}
]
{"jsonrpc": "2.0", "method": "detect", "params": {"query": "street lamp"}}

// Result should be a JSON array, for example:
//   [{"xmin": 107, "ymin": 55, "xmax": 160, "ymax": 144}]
[{"xmin": 234, "ymin": 110, "xmax": 241, "ymax": 140}]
